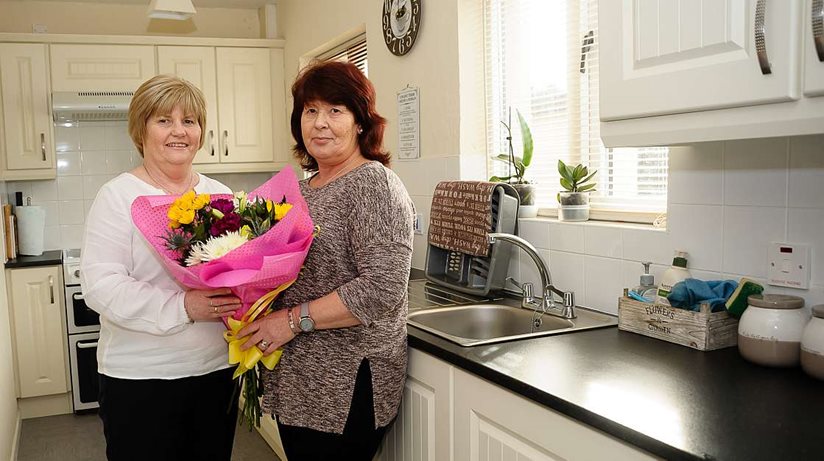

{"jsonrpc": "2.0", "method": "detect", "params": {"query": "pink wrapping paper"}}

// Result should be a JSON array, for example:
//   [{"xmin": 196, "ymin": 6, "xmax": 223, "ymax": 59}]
[{"xmin": 130, "ymin": 168, "xmax": 314, "ymax": 321}]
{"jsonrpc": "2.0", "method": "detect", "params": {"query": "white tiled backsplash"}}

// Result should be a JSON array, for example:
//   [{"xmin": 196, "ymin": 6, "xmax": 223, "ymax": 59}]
[
  {"xmin": 399, "ymin": 135, "xmax": 824, "ymax": 312},
  {"xmin": 5, "ymin": 121, "xmax": 274, "ymax": 250}
]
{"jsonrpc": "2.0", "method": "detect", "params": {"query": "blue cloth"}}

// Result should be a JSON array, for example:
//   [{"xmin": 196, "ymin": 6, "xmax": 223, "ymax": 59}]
[{"xmin": 667, "ymin": 278, "xmax": 738, "ymax": 312}]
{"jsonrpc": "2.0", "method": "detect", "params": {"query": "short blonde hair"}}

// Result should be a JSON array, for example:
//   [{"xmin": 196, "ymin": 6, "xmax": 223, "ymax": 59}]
[{"xmin": 128, "ymin": 75, "xmax": 206, "ymax": 157}]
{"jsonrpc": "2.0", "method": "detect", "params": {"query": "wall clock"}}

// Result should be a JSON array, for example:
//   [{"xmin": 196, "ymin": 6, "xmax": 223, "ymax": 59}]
[{"xmin": 382, "ymin": 0, "xmax": 421, "ymax": 56}]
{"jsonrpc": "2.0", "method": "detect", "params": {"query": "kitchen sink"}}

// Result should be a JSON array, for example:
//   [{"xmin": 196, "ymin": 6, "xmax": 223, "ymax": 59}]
[{"xmin": 407, "ymin": 299, "xmax": 618, "ymax": 347}]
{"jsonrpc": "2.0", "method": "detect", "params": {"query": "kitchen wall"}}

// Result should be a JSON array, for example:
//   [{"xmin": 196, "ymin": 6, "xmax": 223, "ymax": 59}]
[
  {"xmin": 503, "ymin": 135, "xmax": 824, "ymax": 314},
  {"xmin": 278, "ymin": 0, "xmax": 486, "ymax": 271},
  {"xmin": 6, "ymin": 122, "xmax": 274, "ymax": 251}
]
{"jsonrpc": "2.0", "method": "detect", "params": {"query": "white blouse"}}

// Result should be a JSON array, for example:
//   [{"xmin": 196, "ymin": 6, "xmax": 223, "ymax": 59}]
[{"xmin": 81, "ymin": 172, "xmax": 233, "ymax": 379}]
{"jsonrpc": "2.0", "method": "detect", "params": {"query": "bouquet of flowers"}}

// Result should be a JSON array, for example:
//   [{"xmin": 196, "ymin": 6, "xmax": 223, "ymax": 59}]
[{"xmin": 131, "ymin": 168, "xmax": 314, "ymax": 428}]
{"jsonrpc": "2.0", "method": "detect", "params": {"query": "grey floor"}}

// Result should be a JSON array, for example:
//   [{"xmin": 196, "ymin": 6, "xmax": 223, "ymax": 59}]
[{"xmin": 17, "ymin": 412, "xmax": 281, "ymax": 461}]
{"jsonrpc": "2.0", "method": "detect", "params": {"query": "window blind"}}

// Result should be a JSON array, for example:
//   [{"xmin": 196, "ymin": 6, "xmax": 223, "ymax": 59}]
[
  {"xmin": 317, "ymin": 34, "xmax": 368, "ymax": 76},
  {"xmin": 484, "ymin": 0, "xmax": 668, "ymax": 218}
]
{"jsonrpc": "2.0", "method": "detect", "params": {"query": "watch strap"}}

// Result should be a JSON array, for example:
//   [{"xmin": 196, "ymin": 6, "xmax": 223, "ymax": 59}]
[{"xmin": 298, "ymin": 302, "xmax": 315, "ymax": 332}]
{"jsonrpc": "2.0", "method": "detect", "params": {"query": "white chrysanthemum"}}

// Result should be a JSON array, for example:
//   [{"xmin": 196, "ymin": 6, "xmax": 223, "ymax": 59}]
[
  {"xmin": 185, "ymin": 231, "xmax": 248, "ymax": 266},
  {"xmin": 184, "ymin": 243, "xmax": 208, "ymax": 266}
]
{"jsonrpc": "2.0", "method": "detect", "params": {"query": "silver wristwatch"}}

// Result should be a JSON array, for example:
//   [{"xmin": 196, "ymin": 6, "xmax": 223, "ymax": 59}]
[{"xmin": 298, "ymin": 302, "xmax": 315, "ymax": 333}]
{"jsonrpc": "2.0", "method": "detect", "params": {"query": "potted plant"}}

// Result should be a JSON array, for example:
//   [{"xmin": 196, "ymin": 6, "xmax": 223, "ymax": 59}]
[
  {"xmin": 557, "ymin": 159, "xmax": 596, "ymax": 221},
  {"xmin": 489, "ymin": 108, "xmax": 537, "ymax": 217}
]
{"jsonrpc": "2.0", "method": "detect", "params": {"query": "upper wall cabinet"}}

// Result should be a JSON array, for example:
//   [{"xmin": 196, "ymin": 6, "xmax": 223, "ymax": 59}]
[
  {"xmin": 50, "ymin": 44, "xmax": 156, "ymax": 92},
  {"xmin": 159, "ymin": 46, "xmax": 285, "ymax": 168},
  {"xmin": 803, "ymin": 0, "xmax": 824, "ymax": 96},
  {"xmin": 598, "ymin": 0, "xmax": 824, "ymax": 146},
  {"xmin": 0, "ymin": 43, "xmax": 55, "ymax": 179},
  {"xmin": 157, "ymin": 46, "xmax": 220, "ymax": 164}
]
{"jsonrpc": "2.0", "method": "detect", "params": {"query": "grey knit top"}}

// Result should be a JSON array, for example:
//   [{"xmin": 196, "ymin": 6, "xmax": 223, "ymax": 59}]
[{"xmin": 261, "ymin": 161, "xmax": 414, "ymax": 434}]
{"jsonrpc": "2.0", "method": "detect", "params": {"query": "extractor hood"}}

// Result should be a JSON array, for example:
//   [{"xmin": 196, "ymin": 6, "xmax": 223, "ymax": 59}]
[{"xmin": 52, "ymin": 91, "xmax": 133, "ymax": 123}]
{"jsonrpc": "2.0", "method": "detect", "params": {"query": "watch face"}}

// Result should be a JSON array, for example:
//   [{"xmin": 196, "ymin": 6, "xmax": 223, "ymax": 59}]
[
  {"xmin": 299, "ymin": 316, "xmax": 315, "ymax": 332},
  {"xmin": 382, "ymin": 0, "xmax": 421, "ymax": 56}
]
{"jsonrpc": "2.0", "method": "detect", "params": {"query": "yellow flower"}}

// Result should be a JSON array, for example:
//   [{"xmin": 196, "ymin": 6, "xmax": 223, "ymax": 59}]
[
  {"xmin": 274, "ymin": 202, "xmax": 292, "ymax": 221},
  {"xmin": 265, "ymin": 199, "xmax": 273, "ymax": 213},
  {"xmin": 193, "ymin": 193, "xmax": 210, "ymax": 209},
  {"xmin": 167, "ymin": 191, "xmax": 210, "ymax": 228}
]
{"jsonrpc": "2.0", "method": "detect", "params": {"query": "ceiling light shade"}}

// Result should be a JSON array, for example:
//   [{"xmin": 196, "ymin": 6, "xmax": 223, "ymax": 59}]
[{"xmin": 147, "ymin": 0, "xmax": 196, "ymax": 20}]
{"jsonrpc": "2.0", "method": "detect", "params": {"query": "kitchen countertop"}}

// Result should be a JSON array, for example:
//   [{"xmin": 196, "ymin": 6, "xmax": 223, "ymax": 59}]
[
  {"xmin": 406, "ymin": 275, "xmax": 824, "ymax": 461},
  {"xmin": 5, "ymin": 250, "xmax": 62, "ymax": 269}
]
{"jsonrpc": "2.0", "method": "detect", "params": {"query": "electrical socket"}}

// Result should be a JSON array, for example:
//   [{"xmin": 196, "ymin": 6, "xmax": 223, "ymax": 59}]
[{"xmin": 413, "ymin": 213, "xmax": 424, "ymax": 235}]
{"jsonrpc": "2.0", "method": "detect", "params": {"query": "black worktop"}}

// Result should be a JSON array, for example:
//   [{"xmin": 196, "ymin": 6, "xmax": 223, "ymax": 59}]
[
  {"xmin": 406, "ymin": 275, "xmax": 823, "ymax": 461},
  {"xmin": 5, "ymin": 250, "xmax": 62, "ymax": 268}
]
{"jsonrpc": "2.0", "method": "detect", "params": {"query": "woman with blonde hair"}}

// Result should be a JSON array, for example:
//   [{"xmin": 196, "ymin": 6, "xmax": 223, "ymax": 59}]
[{"xmin": 81, "ymin": 74, "xmax": 242, "ymax": 460}]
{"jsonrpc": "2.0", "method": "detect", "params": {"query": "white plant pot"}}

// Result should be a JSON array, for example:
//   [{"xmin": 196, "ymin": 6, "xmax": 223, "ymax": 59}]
[
  {"xmin": 558, "ymin": 205, "xmax": 590, "ymax": 221},
  {"xmin": 558, "ymin": 191, "xmax": 591, "ymax": 222}
]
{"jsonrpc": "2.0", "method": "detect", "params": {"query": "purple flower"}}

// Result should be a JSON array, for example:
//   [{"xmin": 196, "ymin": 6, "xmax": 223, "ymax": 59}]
[
  {"xmin": 211, "ymin": 198, "xmax": 235, "ymax": 214},
  {"xmin": 210, "ymin": 212, "xmax": 242, "ymax": 236}
]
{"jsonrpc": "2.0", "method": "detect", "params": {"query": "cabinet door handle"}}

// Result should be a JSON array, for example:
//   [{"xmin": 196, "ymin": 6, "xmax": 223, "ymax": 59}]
[
  {"xmin": 49, "ymin": 275, "xmax": 55, "ymax": 304},
  {"xmin": 755, "ymin": 0, "xmax": 772, "ymax": 74},
  {"xmin": 40, "ymin": 133, "xmax": 46, "ymax": 161},
  {"xmin": 814, "ymin": 0, "xmax": 824, "ymax": 62},
  {"xmin": 223, "ymin": 130, "xmax": 229, "ymax": 157},
  {"xmin": 208, "ymin": 130, "xmax": 215, "ymax": 156},
  {"xmin": 77, "ymin": 341, "xmax": 98, "ymax": 349}
]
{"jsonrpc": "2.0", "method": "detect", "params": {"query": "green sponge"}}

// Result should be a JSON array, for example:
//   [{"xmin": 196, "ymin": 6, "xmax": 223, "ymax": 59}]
[{"xmin": 725, "ymin": 278, "xmax": 764, "ymax": 318}]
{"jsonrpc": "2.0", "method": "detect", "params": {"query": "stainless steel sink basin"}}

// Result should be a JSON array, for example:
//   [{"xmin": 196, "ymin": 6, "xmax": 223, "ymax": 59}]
[{"xmin": 407, "ymin": 302, "xmax": 617, "ymax": 347}]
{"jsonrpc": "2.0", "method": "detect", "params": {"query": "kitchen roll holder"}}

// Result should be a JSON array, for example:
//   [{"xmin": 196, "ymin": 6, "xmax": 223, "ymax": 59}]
[{"xmin": 16, "ymin": 206, "xmax": 46, "ymax": 256}]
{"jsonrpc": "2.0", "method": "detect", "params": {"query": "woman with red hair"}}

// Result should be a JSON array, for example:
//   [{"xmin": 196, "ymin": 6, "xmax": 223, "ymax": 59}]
[{"xmin": 239, "ymin": 60, "xmax": 414, "ymax": 460}]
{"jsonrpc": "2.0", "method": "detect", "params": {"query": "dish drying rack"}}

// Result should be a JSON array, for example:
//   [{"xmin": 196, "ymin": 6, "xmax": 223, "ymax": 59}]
[{"xmin": 424, "ymin": 185, "xmax": 519, "ymax": 296}]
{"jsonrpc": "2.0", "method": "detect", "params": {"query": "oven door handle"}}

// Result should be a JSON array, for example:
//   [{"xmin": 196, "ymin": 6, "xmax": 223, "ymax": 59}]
[
  {"xmin": 76, "ymin": 341, "xmax": 98, "ymax": 349},
  {"xmin": 72, "ymin": 292, "xmax": 85, "ymax": 301}
]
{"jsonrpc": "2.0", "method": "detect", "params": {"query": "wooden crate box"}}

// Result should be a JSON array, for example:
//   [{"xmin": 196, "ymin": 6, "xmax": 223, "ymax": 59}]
[{"xmin": 618, "ymin": 295, "xmax": 738, "ymax": 351}]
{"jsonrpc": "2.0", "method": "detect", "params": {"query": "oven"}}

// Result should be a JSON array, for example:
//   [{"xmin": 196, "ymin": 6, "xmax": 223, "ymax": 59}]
[{"xmin": 63, "ymin": 249, "xmax": 100, "ymax": 412}]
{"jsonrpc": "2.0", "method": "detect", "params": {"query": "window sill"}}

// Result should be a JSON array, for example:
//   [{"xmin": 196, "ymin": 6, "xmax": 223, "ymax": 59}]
[{"xmin": 526, "ymin": 208, "xmax": 667, "ymax": 231}]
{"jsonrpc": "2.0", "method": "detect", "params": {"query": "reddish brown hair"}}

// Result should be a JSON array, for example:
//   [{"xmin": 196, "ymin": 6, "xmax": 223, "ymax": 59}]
[{"xmin": 290, "ymin": 60, "xmax": 389, "ymax": 171}]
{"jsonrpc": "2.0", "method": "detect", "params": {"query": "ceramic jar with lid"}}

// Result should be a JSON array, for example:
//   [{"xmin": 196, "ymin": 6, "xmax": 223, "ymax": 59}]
[
  {"xmin": 738, "ymin": 294, "xmax": 809, "ymax": 367},
  {"xmin": 801, "ymin": 305, "xmax": 824, "ymax": 380}
]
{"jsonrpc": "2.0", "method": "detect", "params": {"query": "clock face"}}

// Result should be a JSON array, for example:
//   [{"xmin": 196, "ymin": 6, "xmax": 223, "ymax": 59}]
[{"xmin": 382, "ymin": 0, "xmax": 421, "ymax": 56}]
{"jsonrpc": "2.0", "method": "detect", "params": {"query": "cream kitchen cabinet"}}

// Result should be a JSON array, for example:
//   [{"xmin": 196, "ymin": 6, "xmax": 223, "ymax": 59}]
[
  {"xmin": 384, "ymin": 349, "xmax": 658, "ymax": 461},
  {"xmin": 598, "ymin": 0, "xmax": 824, "ymax": 146},
  {"xmin": 50, "ymin": 44, "xmax": 156, "ymax": 92},
  {"xmin": 6, "ymin": 266, "xmax": 68, "ymax": 398},
  {"xmin": 0, "ymin": 43, "xmax": 55, "ymax": 180},
  {"xmin": 452, "ymin": 369, "xmax": 657, "ymax": 461},
  {"xmin": 158, "ymin": 46, "xmax": 288, "ymax": 172},
  {"xmin": 380, "ymin": 348, "xmax": 452, "ymax": 461}
]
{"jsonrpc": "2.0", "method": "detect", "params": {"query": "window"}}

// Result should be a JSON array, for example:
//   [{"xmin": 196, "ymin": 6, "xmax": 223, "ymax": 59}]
[
  {"xmin": 316, "ymin": 34, "xmax": 368, "ymax": 75},
  {"xmin": 484, "ymin": 0, "xmax": 667, "ymax": 221}
]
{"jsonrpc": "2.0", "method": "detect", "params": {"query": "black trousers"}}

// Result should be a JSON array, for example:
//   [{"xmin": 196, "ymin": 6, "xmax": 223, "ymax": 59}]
[
  {"xmin": 98, "ymin": 367, "xmax": 238, "ymax": 461},
  {"xmin": 277, "ymin": 358, "xmax": 390, "ymax": 461}
]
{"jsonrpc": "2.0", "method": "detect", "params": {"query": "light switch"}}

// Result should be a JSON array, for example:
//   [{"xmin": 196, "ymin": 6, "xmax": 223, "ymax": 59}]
[
  {"xmin": 768, "ymin": 242, "xmax": 810, "ymax": 289},
  {"xmin": 413, "ymin": 213, "xmax": 424, "ymax": 235}
]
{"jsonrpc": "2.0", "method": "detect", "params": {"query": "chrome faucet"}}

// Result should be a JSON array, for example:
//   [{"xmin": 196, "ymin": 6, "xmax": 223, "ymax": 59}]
[{"xmin": 488, "ymin": 232, "xmax": 576, "ymax": 319}]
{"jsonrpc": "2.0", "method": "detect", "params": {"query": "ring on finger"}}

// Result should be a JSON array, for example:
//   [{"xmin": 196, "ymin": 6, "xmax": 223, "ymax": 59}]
[
  {"xmin": 258, "ymin": 340, "xmax": 270, "ymax": 350},
  {"xmin": 213, "ymin": 306, "xmax": 218, "ymax": 314},
  {"xmin": 209, "ymin": 299, "xmax": 213, "ymax": 307}
]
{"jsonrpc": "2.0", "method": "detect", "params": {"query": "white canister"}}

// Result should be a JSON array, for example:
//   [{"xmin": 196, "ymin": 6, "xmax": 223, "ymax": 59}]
[
  {"xmin": 15, "ymin": 205, "xmax": 46, "ymax": 256},
  {"xmin": 801, "ymin": 305, "xmax": 824, "ymax": 380},
  {"xmin": 738, "ymin": 294, "xmax": 808, "ymax": 367}
]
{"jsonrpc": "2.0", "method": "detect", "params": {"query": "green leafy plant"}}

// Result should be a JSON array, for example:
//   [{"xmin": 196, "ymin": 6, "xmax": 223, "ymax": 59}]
[
  {"xmin": 557, "ymin": 159, "xmax": 597, "ymax": 192},
  {"xmin": 489, "ymin": 108, "xmax": 533, "ymax": 185}
]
